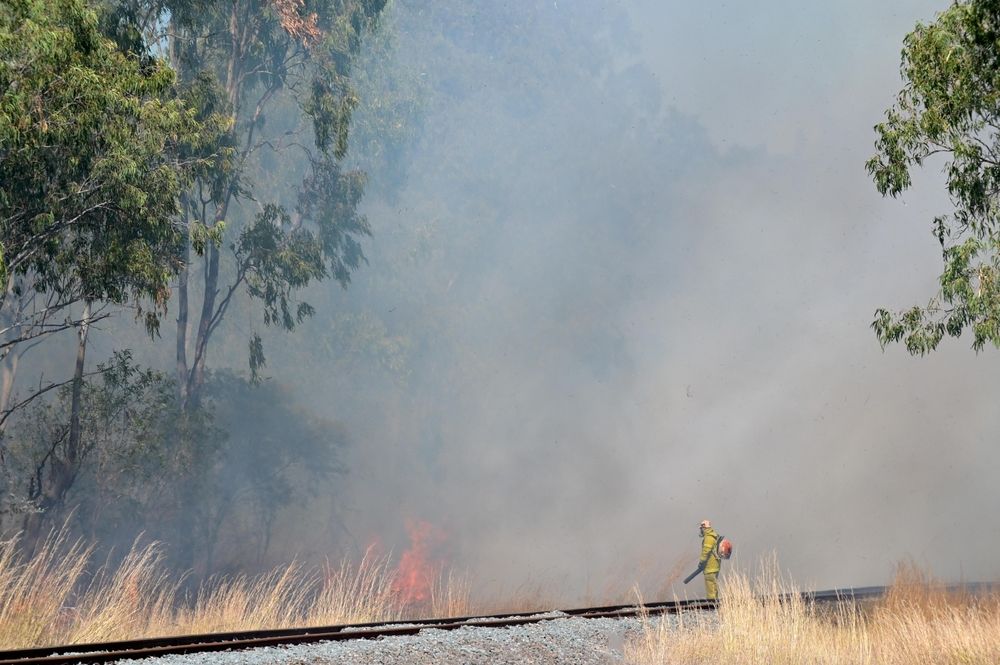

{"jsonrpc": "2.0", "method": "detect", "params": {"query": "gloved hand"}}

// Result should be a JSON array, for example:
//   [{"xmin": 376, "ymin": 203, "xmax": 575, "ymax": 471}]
[{"xmin": 696, "ymin": 559, "xmax": 706, "ymax": 571}]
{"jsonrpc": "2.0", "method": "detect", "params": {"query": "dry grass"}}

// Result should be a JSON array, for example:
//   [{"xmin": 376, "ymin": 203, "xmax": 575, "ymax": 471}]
[
  {"xmin": 456, "ymin": 557, "xmax": 692, "ymax": 618},
  {"xmin": 625, "ymin": 556, "xmax": 1000, "ymax": 665},
  {"xmin": 20, "ymin": 527, "xmax": 994, "ymax": 661},
  {"xmin": 430, "ymin": 567, "xmax": 473, "ymax": 618},
  {"xmin": 0, "ymin": 532, "xmax": 407, "ymax": 648},
  {"xmin": 0, "ymin": 530, "xmax": 92, "ymax": 648},
  {"xmin": 67, "ymin": 539, "xmax": 178, "ymax": 643},
  {"xmin": 310, "ymin": 549, "xmax": 403, "ymax": 626},
  {"xmin": 176, "ymin": 563, "xmax": 315, "ymax": 634},
  {"xmin": 466, "ymin": 579, "xmax": 561, "ymax": 616}
]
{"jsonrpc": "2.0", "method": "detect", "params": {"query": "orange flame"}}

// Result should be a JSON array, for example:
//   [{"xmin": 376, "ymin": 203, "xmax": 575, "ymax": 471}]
[{"xmin": 391, "ymin": 519, "xmax": 447, "ymax": 606}]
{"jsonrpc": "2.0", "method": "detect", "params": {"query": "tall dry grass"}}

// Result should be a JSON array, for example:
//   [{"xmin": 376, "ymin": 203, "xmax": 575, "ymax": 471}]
[
  {"xmin": 176, "ymin": 563, "xmax": 316, "ymax": 634},
  {"xmin": 68, "ymin": 540, "xmax": 178, "ymax": 644},
  {"xmin": 430, "ymin": 567, "xmax": 472, "ymax": 618},
  {"xmin": 311, "ymin": 549, "xmax": 403, "ymax": 625},
  {"xmin": 626, "ymin": 556, "xmax": 1000, "ymax": 665},
  {"xmin": 0, "ymin": 532, "xmax": 408, "ymax": 648},
  {"xmin": 0, "ymin": 530, "xmax": 92, "ymax": 648},
  {"xmin": 465, "ymin": 579, "xmax": 561, "ymax": 617}
]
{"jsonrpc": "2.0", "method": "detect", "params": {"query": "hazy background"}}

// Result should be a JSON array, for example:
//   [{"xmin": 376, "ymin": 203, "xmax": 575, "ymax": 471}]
[
  {"xmin": 24, "ymin": 0, "xmax": 999, "ymax": 601},
  {"xmin": 308, "ymin": 0, "xmax": 998, "ymax": 597}
]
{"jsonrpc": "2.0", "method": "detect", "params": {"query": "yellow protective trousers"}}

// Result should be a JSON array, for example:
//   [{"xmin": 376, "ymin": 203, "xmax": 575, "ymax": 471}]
[{"xmin": 704, "ymin": 572, "xmax": 718, "ymax": 600}]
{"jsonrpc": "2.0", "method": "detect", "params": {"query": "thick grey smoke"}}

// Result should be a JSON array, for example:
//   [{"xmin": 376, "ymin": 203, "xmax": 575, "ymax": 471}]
[
  {"xmin": 54, "ymin": 0, "xmax": 998, "ymax": 601},
  {"xmin": 273, "ymin": 0, "xmax": 1000, "ymax": 601}
]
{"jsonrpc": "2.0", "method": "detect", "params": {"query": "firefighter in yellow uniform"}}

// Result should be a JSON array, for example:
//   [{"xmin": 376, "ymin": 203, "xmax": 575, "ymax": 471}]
[{"xmin": 698, "ymin": 519, "xmax": 721, "ymax": 600}]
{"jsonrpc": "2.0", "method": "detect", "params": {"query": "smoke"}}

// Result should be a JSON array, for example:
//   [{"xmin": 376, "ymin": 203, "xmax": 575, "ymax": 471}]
[
  {"xmin": 19, "ymin": 0, "xmax": 996, "ymax": 602},
  {"xmin": 261, "ymin": 0, "xmax": 1000, "ymax": 602}
]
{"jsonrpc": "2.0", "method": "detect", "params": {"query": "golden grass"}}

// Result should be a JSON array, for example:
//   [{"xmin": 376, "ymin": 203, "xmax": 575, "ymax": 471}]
[
  {"xmin": 625, "ymin": 556, "xmax": 1000, "ymax": 665},
  {"xmin": 430, "ymin": 567, "xmax": 473, "ymax": 618},
  {"xmin": 67, "ymin": 539, "xmax": 178, "ymax": 643},
  {"xmin": 15, "ymin": 527, "xmax": 993, "ymax": 662},
  {"xmin": 0, "ymin": 532, "xmax": 406, "ymax": 648},
  {"xmin": 0, "ymin": 530, "xmax": 92, "ymax": 648},
  {"xmin": 465, "ymin": 579, "xmax": 561, "ymax": 617},
  {"xmin": 177, "ymin": 563, "xmax": 315, "ymax": 634},
  {"xmin": 311, "ymin": 549, "xmax": 403, "ymax": 625}
]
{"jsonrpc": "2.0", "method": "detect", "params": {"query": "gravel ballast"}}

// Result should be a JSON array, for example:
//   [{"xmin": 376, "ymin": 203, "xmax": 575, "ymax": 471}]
[{"xmin": 111, "ymin": 612, "xmax": 704, "ymax": 665}]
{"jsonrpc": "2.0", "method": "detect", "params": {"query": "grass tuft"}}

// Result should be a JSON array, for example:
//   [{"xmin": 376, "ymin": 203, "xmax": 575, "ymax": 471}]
[
  {"xmin": 311, "ymin": 547, "xmax": 402, "ymax": 626},
  {"xmin": 0, "ymin": 531, "xmax": 406, "ymax": 648},
  {"xmin": 625, "ymin": 555, "xmax": 1000, "ymax": 665},
  {"xmin": 0, "ymin": 530, "xmax": 91, "ymax": 648},
  {"xmin": 430, "ymin": 566, "xmax": 472, "ymax": 619}
]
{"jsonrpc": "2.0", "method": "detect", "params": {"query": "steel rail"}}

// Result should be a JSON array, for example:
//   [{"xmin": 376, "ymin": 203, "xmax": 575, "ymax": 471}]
[
  {"xmin": 0, "ymin": 583, "xmax": 984, "ymax": 665},
  {"xmin": 0, "ymin": 596, "xmax": 707, "ymax": 663}
]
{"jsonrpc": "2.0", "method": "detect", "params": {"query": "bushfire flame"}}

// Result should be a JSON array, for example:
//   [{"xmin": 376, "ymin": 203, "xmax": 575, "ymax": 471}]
[{"xmin": 391, "ymin": 519, "xmax": 447, "ymax": 606}]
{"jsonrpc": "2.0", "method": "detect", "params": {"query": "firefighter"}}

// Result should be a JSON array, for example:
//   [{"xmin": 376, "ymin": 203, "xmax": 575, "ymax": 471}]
[{"xmin": 698, "ymin": 519, "xmax": 721, "ymax": 600}]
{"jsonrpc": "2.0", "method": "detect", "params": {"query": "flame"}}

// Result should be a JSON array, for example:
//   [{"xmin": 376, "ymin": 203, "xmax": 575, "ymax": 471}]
[{"xmin": 391, "ymin": 519, "xmax": 447, "ymax": 606}]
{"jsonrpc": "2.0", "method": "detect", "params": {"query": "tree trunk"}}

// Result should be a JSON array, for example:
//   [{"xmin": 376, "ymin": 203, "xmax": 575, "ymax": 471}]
[
  {"xmin": 176, "ymin": 224, "xmax": 190, "ymax": 407},
  {"xmin": 181, "ymin": 3, "xmax": 243, "ymax": 410},
  {"xmin": 66, "ymin": 300, "xmax": 91, "ymax": 471},
  {"xmin": 0, "ymin": 348, "xmax": 20, "ymax": 417},
  {"xmin": 22, "ymin": 300, "xmax": 91, "ymax": 553},
  {"xmin": 187, "ymin": 241, "xmax": 221, "ymax": 407},
  {"xmin": 0, "ymin": 283, "xmax": 27, "ymax": 423}
]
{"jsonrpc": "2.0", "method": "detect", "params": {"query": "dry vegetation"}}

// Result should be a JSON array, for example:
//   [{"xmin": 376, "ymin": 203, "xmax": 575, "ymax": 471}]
[
  {"xmin": 0, "ymin": 526, "xmax": 676, "ymax": 649},
  {"xmin": 0, "ymin": 532, "xmax": 412, "ymax": 649},
  {"xmin": 626, "ymin": 557, "xmax": 1000, "ymax": 665},
  {"xmin": 464, "ymin": 579, "xmax": 561, "ymax": 617},
  {"xmin": 429, "ymin": 567, "xmax": 473, "ymax": 618},
  {"xmin": 7, "ymin": 529, "xmax": 996, "ymax": 664}
]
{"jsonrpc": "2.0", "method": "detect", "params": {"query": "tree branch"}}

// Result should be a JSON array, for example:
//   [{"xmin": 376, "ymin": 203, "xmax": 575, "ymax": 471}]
[{"xmin": 0, "ymin": 366, "xmax": 106, "ymax": 432}]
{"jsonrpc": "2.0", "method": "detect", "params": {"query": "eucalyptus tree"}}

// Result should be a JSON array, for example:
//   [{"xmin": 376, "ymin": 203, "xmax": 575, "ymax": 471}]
[
  {"xmin": 0, "ymin": 0, "xmax": 226, "ymax": 544},
  {"xmin": 0, "ymin": 0, "xmax": 214, "ymax": 426},
  {"xmin": 869, "ymin": 0, "xmax": 1000, "ymax": 354},
  {"xmin": 63, "ymin": 0, "xmax": 385, "ymax": 571},
  {"xmin": 119, "ymin": 0, "xmax": 387, "ymax": 409}
]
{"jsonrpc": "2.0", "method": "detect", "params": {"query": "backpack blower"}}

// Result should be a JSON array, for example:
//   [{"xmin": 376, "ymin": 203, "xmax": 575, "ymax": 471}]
[{"xmin": 683, "ymin": 535, "xmax": 733, "ymax": 584}]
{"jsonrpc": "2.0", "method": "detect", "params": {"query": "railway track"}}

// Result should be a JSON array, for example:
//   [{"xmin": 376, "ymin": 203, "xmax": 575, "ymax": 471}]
[{"xmin": 0, "ymin": 585, "xmax": 917, "ymax": 664}]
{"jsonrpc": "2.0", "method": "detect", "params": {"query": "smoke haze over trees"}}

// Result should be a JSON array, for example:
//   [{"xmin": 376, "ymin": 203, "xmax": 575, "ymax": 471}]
[{"xmin": 2, "ymin": 0, "xmax": 999, "ymax": 602}]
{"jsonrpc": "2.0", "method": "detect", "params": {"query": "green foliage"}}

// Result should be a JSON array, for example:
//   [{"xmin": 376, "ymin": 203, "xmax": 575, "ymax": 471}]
[
  {"xmin": 0, "ymin": 0, "xmax": 204, "ymax": 320},
  {"xmin": 868, "ymin": 0, "xmax": 1000, "ymax": 353},
  {"xmin": 296, "ymin": 159, "xmax": 371, "ymax": 286},
  {"xmin": 153, "ymin": 0, "xmax": 387, "ymax": 392},
  {"xmin": 238, "ymin": 204, "xmax": 326, "ymax": 331},
  {"xmin": 2, "ymin": 350, "xmax": 182, "ymax": 529},
  {"xmin": 2, "ymin": 352, "xmax": 343, "ymax": 571},
  {"xmin": 0, "ymin": 0, "xmax": 387, "ymax": 570}
]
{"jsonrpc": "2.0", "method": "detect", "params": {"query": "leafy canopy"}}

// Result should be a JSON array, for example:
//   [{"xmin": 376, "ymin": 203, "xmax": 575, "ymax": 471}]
[
  {"xmin": 0, "ymin": 0, "xmax": 212, "ymax": 327},
  {"xmin": 152, "ymin": 0, "xmax": 385, "ymax": 389},
  {"xmin": 869, "ymin": 0, "xmax": 1000, "ymax": 354}
]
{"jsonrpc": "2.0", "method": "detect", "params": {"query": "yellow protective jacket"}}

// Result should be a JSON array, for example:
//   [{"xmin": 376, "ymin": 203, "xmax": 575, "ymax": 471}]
[{"xmin": 700, "ymin": 527, "xmax": 721, "ymax": 574}]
